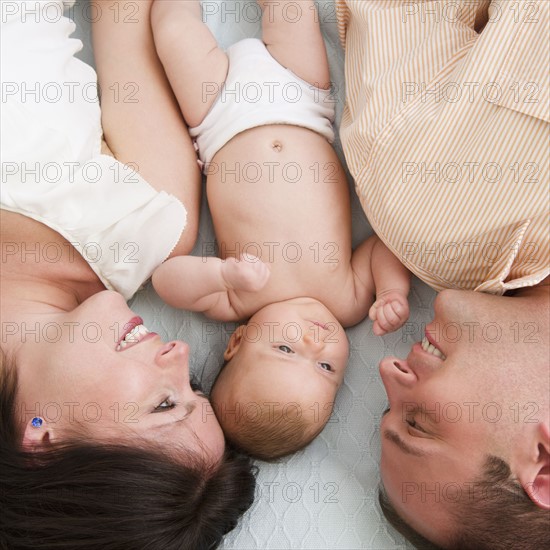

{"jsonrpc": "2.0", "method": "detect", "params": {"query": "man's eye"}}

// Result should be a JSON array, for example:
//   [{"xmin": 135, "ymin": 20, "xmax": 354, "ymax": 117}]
[
  {"xmin": 154, "ymin": 398, "xmax": 176, "ymax": 412},
  {"xmin": 278, "ymin": 345, "xmax": 293, "ymax": 353},
  {"xmin": 319, "ymin": 362, "xmax": 333, "ymax": 372},
  {"xmin": 406, "ymin": 418, "xmax": 425, "ymax": 433}
]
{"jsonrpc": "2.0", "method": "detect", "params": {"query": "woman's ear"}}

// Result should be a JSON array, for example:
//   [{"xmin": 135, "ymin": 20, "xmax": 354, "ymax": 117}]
[
  {"xmin": 223, "ymin": 325, "xmax": 246, "ymax": 361},
  {"xmin": 519, "ymin": 422, "xmax": 550, "ymax": 510},
  {"xmin": 22, "ymin": 417, "xmax": 55, "ymax": 452}
]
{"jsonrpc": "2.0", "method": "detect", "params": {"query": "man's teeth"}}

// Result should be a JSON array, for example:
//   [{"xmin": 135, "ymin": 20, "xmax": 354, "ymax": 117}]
[
  {"xmin": 117, "ymin": 324, "xmax": 150, "ymax": 350},
  {"xmin": 421, "ymin": 337, "xmax": 446, "ymax": 359}
]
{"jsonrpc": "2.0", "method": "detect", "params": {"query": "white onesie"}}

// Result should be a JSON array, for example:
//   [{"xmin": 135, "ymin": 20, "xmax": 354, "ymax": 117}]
[{"xmin": 190, "ymin": 38, "xmax": 336, "ymax": 167}]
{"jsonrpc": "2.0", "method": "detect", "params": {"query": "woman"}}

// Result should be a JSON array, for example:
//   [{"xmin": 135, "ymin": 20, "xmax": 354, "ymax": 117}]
[{"xmin": 0, "ymin": 1, "xmax": 255, "ymax": 548}]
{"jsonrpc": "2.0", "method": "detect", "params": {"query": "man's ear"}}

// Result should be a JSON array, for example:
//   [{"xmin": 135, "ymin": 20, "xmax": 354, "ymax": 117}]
[
  {"xmin": 223, "ymin": 325, "xmax": 246, "ymax": 361},
  {"xmin": 519, "ymin": 422, "xmax": 550, "ymax": 510},
  {"xmin": 22, "ymin": 418, "xmax": 56, "ymax": 452}
]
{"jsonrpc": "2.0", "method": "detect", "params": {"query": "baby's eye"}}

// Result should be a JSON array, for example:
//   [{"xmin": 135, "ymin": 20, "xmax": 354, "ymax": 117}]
[
  {"xmin": 278, "ymin": 345, "xmax": 293, "ymax": 353},
  {"xmin": 319, "ymin": 362, "xmax": 333, "ymax": 372},
  {"xmin": 154, "ymin": 398, "xmax": 176, "ymax": 413}
]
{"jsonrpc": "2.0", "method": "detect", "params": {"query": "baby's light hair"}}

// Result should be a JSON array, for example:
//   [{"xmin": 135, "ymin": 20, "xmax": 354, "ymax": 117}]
[
  {"xmin": 211, "ymin": 360, "xmax": 331, "ymax": 461},
  {"xmin": 219, "ymin": 404, "xmax": 325, "ymax": 462}
]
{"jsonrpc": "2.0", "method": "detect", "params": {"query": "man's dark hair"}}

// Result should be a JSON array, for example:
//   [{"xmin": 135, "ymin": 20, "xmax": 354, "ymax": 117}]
[
  {"xmin": 379, "ymin": 455, "xmax": 549, "ymax": 550},
  {"xmin": 0, "ymin": 354, "xmax": 257, "ymax": 550}
]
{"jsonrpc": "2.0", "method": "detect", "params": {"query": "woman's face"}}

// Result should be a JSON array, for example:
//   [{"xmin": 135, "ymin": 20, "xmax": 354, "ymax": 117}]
[{"xmin": 15, "ymin": 291, "xmax": 225, "ymax": 463}]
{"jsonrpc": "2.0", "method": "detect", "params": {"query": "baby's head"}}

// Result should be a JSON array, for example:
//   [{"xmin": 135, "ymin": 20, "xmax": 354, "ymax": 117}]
[{"xmin": 211, "ymin": 297, "xmax": 349, "ymax": 461}]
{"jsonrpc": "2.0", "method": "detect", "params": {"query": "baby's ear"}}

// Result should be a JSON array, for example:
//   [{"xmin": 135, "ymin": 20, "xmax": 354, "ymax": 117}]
[{"xmin": 223, "ymin": 325, "xmax": 247, "ymax": 361}]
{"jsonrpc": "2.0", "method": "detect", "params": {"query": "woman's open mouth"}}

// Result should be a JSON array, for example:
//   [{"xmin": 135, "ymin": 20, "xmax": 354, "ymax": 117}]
[{"xmin": 116, "ymin": 317, "xmax": 155, "ymax": 351}]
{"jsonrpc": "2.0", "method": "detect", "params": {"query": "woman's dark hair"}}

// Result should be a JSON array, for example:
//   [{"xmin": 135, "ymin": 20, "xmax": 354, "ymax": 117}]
[
  {"xmin": 0, "ymin": 353, "xmax": 257, "ymax": 550},
  {"xmin": 379, "ymin": 455, "xmax": 549, "ymax": 550}
]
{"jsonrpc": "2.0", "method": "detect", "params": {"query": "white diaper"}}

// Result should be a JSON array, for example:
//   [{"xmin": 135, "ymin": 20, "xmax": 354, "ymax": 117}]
[
  {"xmin": 0, "ymin": 0, "xmax": 187, "ymax": 300},
  {"xmin": 190, "ymin": 38, "xmax": 335, "ymax": 167}
]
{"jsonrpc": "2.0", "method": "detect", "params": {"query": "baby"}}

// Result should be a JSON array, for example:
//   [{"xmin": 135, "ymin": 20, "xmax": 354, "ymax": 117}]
[{"xmin": 151, "ymin": 0, "xmax": 410, "ymax": 460}]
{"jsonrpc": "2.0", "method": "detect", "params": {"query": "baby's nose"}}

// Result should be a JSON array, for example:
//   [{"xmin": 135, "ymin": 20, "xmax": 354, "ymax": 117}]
[{"xmin": 302, "ymin": 331, "xmax": 325, "ymax": 347}]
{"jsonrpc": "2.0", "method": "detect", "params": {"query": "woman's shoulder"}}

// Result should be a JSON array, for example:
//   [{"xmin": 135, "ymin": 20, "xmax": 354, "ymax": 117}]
[{"xmin": 1, "ymin": 209, "xmax": 102, "ymax": 292}]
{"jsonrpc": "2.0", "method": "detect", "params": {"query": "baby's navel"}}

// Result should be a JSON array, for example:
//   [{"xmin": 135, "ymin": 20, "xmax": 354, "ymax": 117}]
[{"xmin": 272, "ymin": 141, "xmax": 283, "ymax": 152}]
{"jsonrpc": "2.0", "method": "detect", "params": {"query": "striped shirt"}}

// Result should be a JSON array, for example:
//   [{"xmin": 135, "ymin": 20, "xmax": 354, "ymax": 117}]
[{"xmin": 336, "ymin": 0, "xmax": 549, "ymax": 293}]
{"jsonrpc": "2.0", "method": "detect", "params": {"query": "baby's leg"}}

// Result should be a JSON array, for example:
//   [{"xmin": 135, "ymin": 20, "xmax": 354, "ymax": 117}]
[
  {"xmin": 151, "ymin": 0, "xmax": 228, "ymax": 128},
  {"xmin": 258, "ymin": 0, "xmax": 330, "ymax": 89}
]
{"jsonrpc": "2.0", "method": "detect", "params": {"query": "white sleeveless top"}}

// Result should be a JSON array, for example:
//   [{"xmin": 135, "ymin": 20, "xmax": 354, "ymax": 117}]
[{"xmin": 1, "ymin": 0, "xmax": 187, "ymax": 299}]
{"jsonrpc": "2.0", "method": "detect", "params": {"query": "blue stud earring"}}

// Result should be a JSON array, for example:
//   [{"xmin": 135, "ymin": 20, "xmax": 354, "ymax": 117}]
[{"xmin": 31, "ymin": 417, "xmax": 43, "ymax": 428}]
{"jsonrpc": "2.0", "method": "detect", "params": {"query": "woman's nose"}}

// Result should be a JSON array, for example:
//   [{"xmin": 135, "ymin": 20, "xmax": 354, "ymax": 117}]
[{"xmin": 155, "ymin": 341, "xmax": 190, "ymax": 369}]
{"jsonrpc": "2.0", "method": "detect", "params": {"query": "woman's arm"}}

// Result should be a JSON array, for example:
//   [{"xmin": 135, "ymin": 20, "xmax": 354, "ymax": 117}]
[{"xmin": 91, "ymin": 0, "xmax": 201, "ymax": 256}]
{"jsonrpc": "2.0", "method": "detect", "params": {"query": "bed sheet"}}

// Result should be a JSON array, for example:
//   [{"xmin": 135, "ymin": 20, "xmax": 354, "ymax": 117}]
[{"xmin": 72, "ymin": 1, "xmax": 433, "ymax": 547}]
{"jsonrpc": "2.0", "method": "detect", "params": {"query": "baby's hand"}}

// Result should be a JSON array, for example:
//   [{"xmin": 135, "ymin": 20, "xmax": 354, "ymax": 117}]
[
  {"xmin": 221, "ymin": 254, "xmax": 270, "ymax": 292},
  {"xmin": 369, "ymin": 290, "xmax": 409, "ymax": 336}
]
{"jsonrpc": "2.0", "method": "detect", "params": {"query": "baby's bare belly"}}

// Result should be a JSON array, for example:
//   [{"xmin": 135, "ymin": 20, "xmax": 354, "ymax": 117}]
[
  {"xmin": 209, "ymin": 125, "xmax": 335, "ymax": 192},
  {"xmin": 206, "ymin": 125, "xmax": 354, "ymax": 316},
  {"xmin": 207, "ymin": 124, "xmax": 349, "ymax": 232}
]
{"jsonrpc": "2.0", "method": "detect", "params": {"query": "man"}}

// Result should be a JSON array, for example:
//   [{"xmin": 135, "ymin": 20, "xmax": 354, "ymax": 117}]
[{"xmin": 336, "ymin": 0, "xmax": 549, "ymax": 547}]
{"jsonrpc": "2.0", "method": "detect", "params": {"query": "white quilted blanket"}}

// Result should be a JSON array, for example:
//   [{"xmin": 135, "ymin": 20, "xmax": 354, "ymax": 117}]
[{"xmin": 72, "ymin": 1, "xmax": 432, "ymax": 547}]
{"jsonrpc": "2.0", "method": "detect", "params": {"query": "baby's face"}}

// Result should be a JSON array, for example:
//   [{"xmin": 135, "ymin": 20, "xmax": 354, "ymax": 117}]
[{"xmin": 213, "ymin": 298, "xmax": 349, "ymax": 428}]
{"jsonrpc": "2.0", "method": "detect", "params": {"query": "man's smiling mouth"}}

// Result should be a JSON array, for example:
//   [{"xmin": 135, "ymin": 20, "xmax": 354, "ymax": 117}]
[{"xmin": 421, "ymin": 336, "xmax": 446, "ymax": 360}]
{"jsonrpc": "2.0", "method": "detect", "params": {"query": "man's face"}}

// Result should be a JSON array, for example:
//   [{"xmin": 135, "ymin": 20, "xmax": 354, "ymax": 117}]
[{"xmin": 378, "ymin": 289, "xmax": 549, "ymax": 545}]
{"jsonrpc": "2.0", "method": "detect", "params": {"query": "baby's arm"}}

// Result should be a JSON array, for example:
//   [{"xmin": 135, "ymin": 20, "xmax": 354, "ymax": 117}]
[
  {"xmin": 351, "ymin": 236, "xmax": 410, "ymax": 335},
  {"xmin": 368, "ymin": 239, "xmax": 411, "ymax": 336},
  {"xmin": 152, "ymin": 255, "xmax": 270, "ymax": 321}
]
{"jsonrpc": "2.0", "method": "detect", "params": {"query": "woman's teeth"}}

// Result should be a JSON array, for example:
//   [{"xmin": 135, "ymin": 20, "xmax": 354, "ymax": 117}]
[
  {"xmin": 421, "ymin": 337, "xmax": 446, "ymax": 359},
  {"xmin": 117, "ymin": 324, "xmax": 150, "ymax": 350}
]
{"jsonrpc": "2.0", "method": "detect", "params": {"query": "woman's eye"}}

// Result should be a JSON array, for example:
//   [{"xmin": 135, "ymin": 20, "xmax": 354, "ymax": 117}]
[
  {"xmin": 278, "ymin": 345, "xmax": 293, "ymax": 353},
  {"xmin": 154, "ymin": 398, "xmax": 176, "ymax": 413},
  {"xmin": 319, "ymin": 362, "xmax": 333, "ymax": 372}
]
